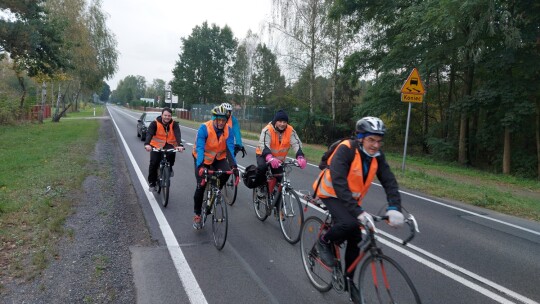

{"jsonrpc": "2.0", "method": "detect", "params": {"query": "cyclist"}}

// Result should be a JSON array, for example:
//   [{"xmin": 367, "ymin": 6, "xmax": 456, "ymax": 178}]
[
  {"xmin": 192, "ymin": 105, "xmax": 238, "ymax": 229},
  {"xmin": 144, "ymin": 107, "xmax": 184, "ymax": 192},
  {"xmin": 255, "ymin": 109, "xmax": 307, "ymax": 198},
  {"xmin": 221, "ymin": 102, "xmax": 246, "ymax": 158},
  {"xmin": 313, "ymin": 116, "xmax": 405, "ymax": 288}
]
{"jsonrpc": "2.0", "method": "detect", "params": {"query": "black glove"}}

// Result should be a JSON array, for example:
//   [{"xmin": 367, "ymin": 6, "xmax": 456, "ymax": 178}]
[
  {"xmin": 231, "ymin": 165, "xmax": 239, "ymax": 177},
  {"xmin": 240, "ymin": 146, "xmax": 246, "ymax": 158}
]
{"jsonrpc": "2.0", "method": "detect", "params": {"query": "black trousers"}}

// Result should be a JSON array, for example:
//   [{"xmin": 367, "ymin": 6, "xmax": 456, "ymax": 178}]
[
  {"xmin": 148, "ymin": 144, "xmax": 176, "ymax": 185},
  {"xmin": 193, "ymin": 157, "xmax": 230, "ymax": 215},
  {"xmin": 256, "ymin": 155, "xmax": 284, "ymax": 184},
  {"xmin": 322, "ymin": 197, "xmax": 362, "ymax": 278}
]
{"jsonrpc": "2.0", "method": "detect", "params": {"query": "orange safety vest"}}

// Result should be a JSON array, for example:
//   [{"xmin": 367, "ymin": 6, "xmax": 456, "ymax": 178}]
[
  {"xmin": 192, "ymin": 120, "xmax": 229, "ymax": 165},
  {"xmin": 255, "ymin": 123, "xmax": 293, "ymax": 161},
  {"xmin": 313, "ymin": 140, "xmax": 378, "ymax": 206},
  {"xmin": 150, "ymin": 119, "xmax": 177, "ymax": 148}
]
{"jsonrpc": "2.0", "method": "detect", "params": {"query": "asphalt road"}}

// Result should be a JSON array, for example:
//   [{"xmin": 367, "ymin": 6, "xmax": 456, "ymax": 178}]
[{"xmin": 108, "ymin": 105, "xmax": 540, "ymax": 304}]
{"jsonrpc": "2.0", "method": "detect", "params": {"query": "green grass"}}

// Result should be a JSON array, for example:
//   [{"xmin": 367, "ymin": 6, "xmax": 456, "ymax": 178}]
[
  {"xmin": 53, "ymin": 104, "xmax": 106, "ymax": 118},
  {"xmin": 0, "ymin": 117, "xmax": 99, "ymax": 282}
]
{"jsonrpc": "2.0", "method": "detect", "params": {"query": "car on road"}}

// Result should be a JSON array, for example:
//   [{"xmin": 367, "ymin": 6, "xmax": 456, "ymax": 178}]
[{"xmin": 137, "ymin": 111, "xmax": 161, "ymax": 141}]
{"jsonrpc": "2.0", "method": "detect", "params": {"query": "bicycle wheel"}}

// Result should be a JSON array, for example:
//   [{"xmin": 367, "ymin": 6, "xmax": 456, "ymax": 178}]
[
  {"xmin": 160, "ymin": 166, "xmax": 170, "ymax": 207},
  {"xmin": 300, "ymin": 217, "xmax": 333, "ymax": 292},
  {"xmin": 223, "ymin": 177, "xmax": 238, "ymax": 206},
  {"xmin": 278, "ymin": 189, "xmax": 304, "ymax": 244},
  {"xmin": 212, "ymin": 194, "xmax": 228, "ymax": 250},
  {"xmin": 358, "ymin": 254, "xmax": 421, "ymax": 304},
  {"xmin": 253, "ymin": 186, "xmax": 269, "ymax": 221}
]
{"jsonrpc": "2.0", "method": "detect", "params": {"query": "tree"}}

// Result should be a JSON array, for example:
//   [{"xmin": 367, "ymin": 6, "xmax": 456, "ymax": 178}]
[
  {"xmin": 99, "ymin": 82, "xmax": 111, "ymax": 102},
  {"xmin": 251, "ymin": 44, "xmax": 286, "ymax": 106},
  {"xmin": 271, "ymin": 0, "xmax": 331, "ymax": 114},
  {"xmin": 0, "ymin": 0, "xmax": 71, "ymax": 111},
  {"xmin": 230, "ymin": 31, "xmax": 259, "ymax": 118},
  {"xmin": 171, "ymin": 22, "xmax": 237, "ymax": 109}
]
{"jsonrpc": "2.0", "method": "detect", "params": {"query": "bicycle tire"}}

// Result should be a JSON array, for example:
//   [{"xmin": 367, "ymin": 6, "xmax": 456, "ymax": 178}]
[
  {"xmin": 223, "ymin": 177, "xmax": 238, "ymax": 206},
  {"xmin": 212, "ymin": 194, "xmax": 228, "ymax": 250},
  {"xmin": 278, "ymin": 189, "xmax": 304, "ymax": 244},
  {"xmin": 300, "ymin": 216, "xmax": 333, "ymax": 292},
  {"xmin": 358, "ymin": 254, "xmax": 421, "ymax": 304},
  {"xmin": 160, "ymin": 166, "xmax": 170, "ymax": 207},
  {"xmin": 253, "ymin": 186, "xmax": 269, "ymax": 221}
]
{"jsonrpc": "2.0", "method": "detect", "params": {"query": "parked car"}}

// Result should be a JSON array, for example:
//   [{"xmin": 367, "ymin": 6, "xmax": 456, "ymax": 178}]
[{"xmin": 137, "ymin": 111, "xmax": 161, "ymax": 141}]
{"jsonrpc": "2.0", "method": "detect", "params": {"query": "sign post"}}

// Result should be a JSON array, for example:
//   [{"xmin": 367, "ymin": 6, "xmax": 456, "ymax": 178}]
[
  {"xmin": 400, "ymin": 68, "xmax": 426, "ymax": 172},
  {"xmin": 165, "ymin": 84, "xmax": 172, "ymax": 108}
]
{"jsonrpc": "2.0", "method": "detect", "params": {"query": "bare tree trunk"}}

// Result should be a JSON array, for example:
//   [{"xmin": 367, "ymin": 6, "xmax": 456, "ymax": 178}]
[
  {"xmin": 458, "ymin": 53, "xmax": 475, "ymax": 166},
  {"xmin": 458, "ymin": 114, "xmax": 468, "ymax": 165},
  {"xmin": 503, "ymin": 127, "xmax": 511, "ymax": 174},
  {"xmin": 422, "ymin": 69, "xmax": 430, "ymax": 153}
]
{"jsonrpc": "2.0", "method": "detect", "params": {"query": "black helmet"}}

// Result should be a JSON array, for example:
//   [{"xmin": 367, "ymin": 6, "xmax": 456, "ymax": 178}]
[{"xmin": 355, "ymin": 117, "xmax": 386, "ymax": 135}]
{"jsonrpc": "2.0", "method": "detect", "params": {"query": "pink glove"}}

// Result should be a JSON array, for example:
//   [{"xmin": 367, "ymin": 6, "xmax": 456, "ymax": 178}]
[
  {"xmin": 297, "ymin": 156, "xmax": 307, "ymax": 169},
  {"xmin": 265, "ymin": 154, "xmax": 282, "ymax": 169}
]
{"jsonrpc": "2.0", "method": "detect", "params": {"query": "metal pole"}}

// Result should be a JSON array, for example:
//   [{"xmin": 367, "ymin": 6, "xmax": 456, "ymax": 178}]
[{"xmin": 401, "ymin": 102, "xmax": 412, "ymax": 172}]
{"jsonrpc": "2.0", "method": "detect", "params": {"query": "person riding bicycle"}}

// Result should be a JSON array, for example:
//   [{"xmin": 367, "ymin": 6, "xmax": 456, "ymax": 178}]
[
  {"xmin": 192, "ymin": 105, "xmax": 238, "ymax": 229},
  {"xmin": 313, "ymin": 116, "xmax": 405, "ymax": 287},
  {"xmin": 144, "ymin": 107, "xmax": 184, "ymax": 192},
  {"xmin": 221, "ymin": 102, "xmax": 246, "ymax": 158},
  {"xmin": 255, "ymin": 109, "xmax": 307, "ymax": 199}
]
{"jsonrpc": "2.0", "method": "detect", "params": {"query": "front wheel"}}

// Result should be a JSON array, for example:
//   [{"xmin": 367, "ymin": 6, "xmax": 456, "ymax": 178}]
[
  {"xmin": 160, "ymin": 165, "xmax": 170, "ymax": 207},
  {"xmin": 278, "ymin": 189, "xmax": 304, "ymax": 244},
  {"xmin": 300, "ymin": 217, "xmax": 333, "ymax": 292},
  {"xmin": 212, "ymin": 194, "xmax": 228, "ymax": 250},
  {"xmin": 253, "ymin": 186, "xmax": 269, "ymax": 221},
  {"xmin": 223, "ymin": 177, "xmax": 238, "ymax": 206},
  {"xmin": 358, "ymin": 254, "xmax": 421, "ymax": 304}
]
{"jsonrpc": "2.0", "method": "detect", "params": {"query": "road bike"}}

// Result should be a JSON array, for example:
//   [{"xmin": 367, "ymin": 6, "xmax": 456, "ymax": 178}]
[
  {"xmin": 223, "ymin": 149, "xmax": 242, "ymax": 206},
  {"xmin": 200, "ymin": 168, "xmax": 238, "ymax": 250},
  {"xmin": 153, "ymin": 148, "xmax": 177, "ymax": 208},
  {"xmin": 252, "ymin": 159, "xmax": 304, "ymax": 244},
  {"xmin": 300, "ymin": 200, "xmax": 421, "ymax": 304}
]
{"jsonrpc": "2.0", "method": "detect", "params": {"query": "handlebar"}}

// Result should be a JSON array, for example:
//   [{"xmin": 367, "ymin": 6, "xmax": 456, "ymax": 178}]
[
  {"xmin": 199, "ymin": 168, "xmax": 238, "ymax": 187},
  {"xmin": 360, "ymin": 213, "xmax": 419, "ymax": 246},
  {"xmin": 151, "ymin": 148, "xmax": 178, "ymax": 153},
  {"xmin": 266, "ymin": 159, "xmax": 299, "ymax": 167}
]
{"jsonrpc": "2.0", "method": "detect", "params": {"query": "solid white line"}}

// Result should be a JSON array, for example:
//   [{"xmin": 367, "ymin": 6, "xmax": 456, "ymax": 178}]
[
  {"xmin": 108, "ymin": 106, "xmax": 207, "ymax": 304},
  {"xmin": 373, "ymin": 183, "xmax": 540, "ymax": 237}
]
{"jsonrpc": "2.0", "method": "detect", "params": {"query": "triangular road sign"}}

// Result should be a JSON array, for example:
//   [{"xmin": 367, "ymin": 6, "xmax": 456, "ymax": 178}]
[{"xmin": 400, "ymin": 68, "xmax": 425, "ymax": 94}]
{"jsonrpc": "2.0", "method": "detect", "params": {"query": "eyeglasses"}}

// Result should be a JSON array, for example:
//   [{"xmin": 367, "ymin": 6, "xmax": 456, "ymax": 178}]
[{"xmin": 364, "ymin": 137, "xmax": 384, "ymax": 146}]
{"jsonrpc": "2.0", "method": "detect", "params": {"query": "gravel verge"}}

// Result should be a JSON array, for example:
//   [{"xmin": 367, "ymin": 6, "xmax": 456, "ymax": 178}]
[{"xmin": 1, "ymin": 117, "xmax": 155, "ymax": 303}]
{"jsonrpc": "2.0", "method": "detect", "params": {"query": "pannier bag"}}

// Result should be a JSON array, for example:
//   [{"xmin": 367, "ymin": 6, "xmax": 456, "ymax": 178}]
[{"xmin": 242, "ymin": 164, "xmax": 265, "ymax": 189}]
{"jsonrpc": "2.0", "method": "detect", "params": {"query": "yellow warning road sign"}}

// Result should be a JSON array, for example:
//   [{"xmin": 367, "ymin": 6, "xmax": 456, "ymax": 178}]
[{"xmin": 400, "ymin": 68, "xmax": 425, "ymax": 95}]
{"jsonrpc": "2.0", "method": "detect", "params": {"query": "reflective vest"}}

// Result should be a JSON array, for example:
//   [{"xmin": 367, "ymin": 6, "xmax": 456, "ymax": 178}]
[
  {"xmin": 150, "ymin": 119, "xmax": 177, "ymax": 148},
  {"xmin": 192, "ymin": 120, "xmax": 229, "ymax": 165},
  {"xmin": 313, "ymin": 140, "xmax": 378, "ymax": 206},
  {"xmin": 255, "ymin": 123, "xmax": 293, "ymax": 161}
]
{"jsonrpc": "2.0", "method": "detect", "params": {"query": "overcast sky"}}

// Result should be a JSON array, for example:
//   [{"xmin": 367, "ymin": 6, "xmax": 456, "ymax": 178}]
[{"xmin": 102, "ymin": 0, "xmax": 272, "ymax": 90}]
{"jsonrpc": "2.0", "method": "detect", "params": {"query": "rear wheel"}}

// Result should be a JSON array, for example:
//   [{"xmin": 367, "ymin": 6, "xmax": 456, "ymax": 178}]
[
  {"xmin": 358, "ymin": 254, "xmax": 421, "ymax": 304},
  {"xmin": 278, "ymin": 189, "xmax": 304, "ymax": 244},
  {"xmin": 160, "ymin": 166, "xmax": 170, "ymax": 207},
  {"xmin": 300, "ymin": 217, "xmax": 333, "ymax": 292},
  {"xmin": 212, "ymin": 194, "xmax": 228, "ymax": 250},
  {"xmin": 253, "ymin": 186, "xmax": 269, "ymax": 221},
  {"xmin": 223, "ymin": 177, "xmax": 238, "ymax": 206}
]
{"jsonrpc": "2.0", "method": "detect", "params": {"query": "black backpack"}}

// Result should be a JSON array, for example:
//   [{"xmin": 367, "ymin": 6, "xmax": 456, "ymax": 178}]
[
  {"xmin": 242, "ymin": 164, "xmax": 265, "ymax": 189},
  {"xmin": 318, "ymin": 137, "xmax": 355, "ymax": 170}
]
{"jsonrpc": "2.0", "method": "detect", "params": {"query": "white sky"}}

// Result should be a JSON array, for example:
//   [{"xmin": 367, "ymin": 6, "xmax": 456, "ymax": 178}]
[{"xmin": 102, "ymin": 0, "xmax": 273, "ymax": 90}]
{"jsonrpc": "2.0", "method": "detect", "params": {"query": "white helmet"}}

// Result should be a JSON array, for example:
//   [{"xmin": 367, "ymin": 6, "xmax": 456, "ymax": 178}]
[
  {"xmin": 356, "ymin": 116, "xmax": 386, "ymax": 135},
  {"xmin": 221, "ymin": 103, "xmax": 233, "ymax": 111}
]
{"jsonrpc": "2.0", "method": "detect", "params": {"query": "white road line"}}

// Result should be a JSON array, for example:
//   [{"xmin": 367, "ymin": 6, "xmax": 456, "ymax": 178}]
[
  {"xmin": 298, "ymin": 195, "xmax": 538, "ymax": 304},
  {"xmin": 108, "ymin": 106, "xmax": 207, "ymax": 304},
  {"xmin": 112, "ymin": 106, "xmax": 538, "ymax": 303}
]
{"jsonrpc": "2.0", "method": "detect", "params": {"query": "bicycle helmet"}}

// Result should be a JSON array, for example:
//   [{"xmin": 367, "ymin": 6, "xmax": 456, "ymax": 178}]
[
  {"xmin": 221, "ymin": 103, "xmax": 233, "ymax": 111},
  {"xmin": 211, "ymin": 105, "xmax": 228, "ymax": 117},
  {"xmin": 355, "ymin": 116, "xmax": 386, "ymax": 136}
]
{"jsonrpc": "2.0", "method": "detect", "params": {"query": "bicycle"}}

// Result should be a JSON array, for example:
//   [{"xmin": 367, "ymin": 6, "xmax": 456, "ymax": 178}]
[
  {"xmin": 252, "ymin": 159, "xmax": 304, "ymax": 244},
  {"xmin": 223, "ymin": 148, "xmax": 243, "ymax": 206},
  {"xmin": 152, "ymin": 148, "xmax": 177, "ymax": 208},
  {"xmin": 300, "ymin": 201, "xmax": 421, "ymax": 304},
  {"xmin": 199, "ymin": 168, "xmax": 238, "ymax": 250}
]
